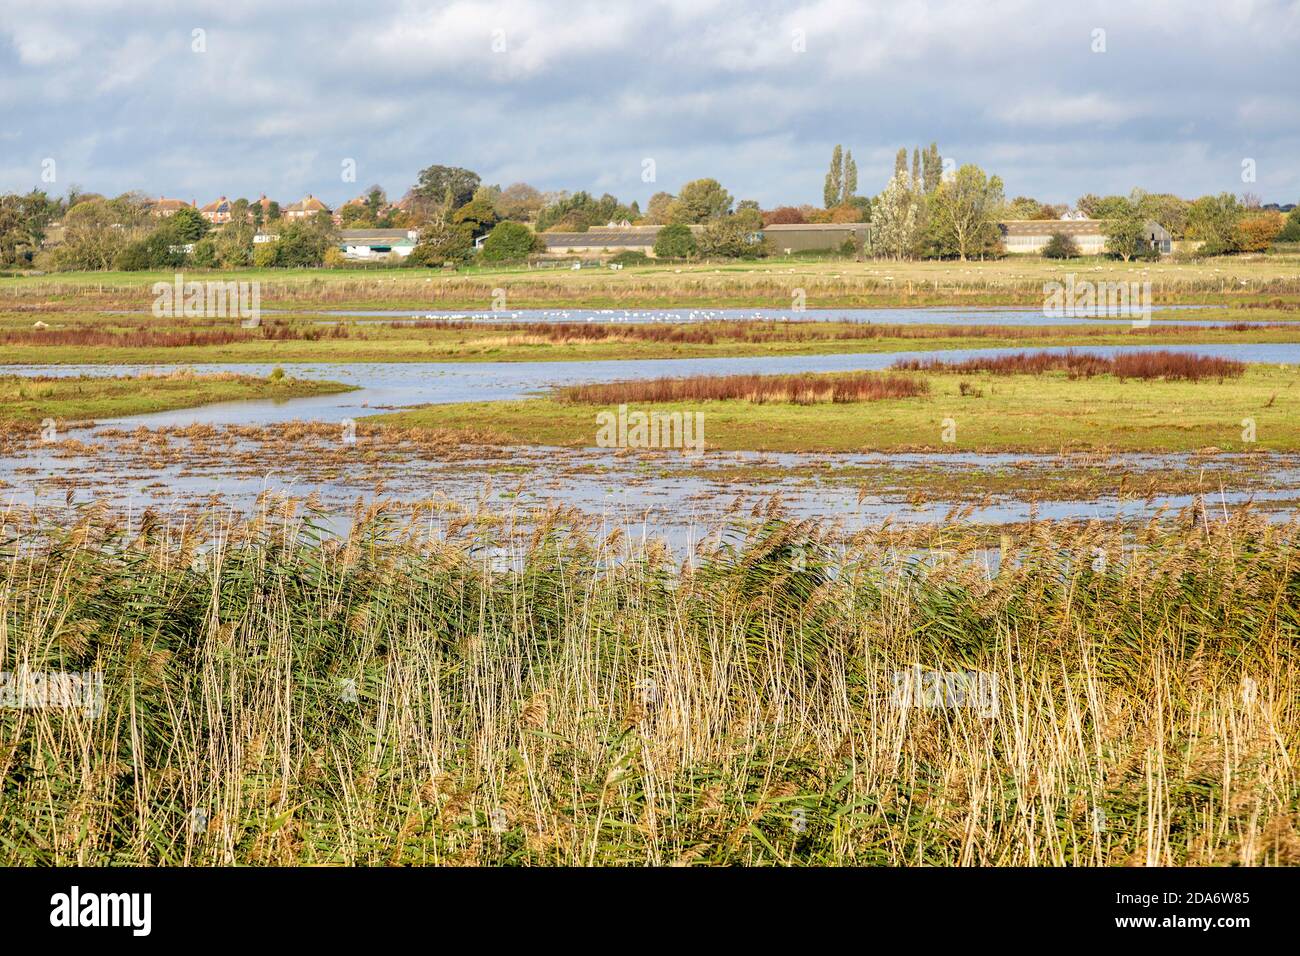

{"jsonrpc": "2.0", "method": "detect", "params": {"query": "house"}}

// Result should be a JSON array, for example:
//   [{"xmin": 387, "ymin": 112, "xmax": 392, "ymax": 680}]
[
  {"xmin": 199, "ymin": 196, "xmax": 232, "ymax": 224},
  {"xmin": 252, "ymin": 194, "xmax": 276, "ymax": 220},
  {"xmin": 283, "ymin": 194, "xmax": 331, "ymax": 220},
  {"xmin": 999, "ymin": 219, "xmax": 1172, "ymax": 255},
  {"xmin": 334, "ymin": 195, "xmax": 363, "ymax": 225},
  {"xmin": 339, "ymin": 228, "xmax": 419, "ymax": 260},
  {"xmin": 149, "ymin": 197, "xmax": 195, "ymax": 217},
  {"xmin": 761, "ymin": 222, "xmax": 870, "ymax": 254}
]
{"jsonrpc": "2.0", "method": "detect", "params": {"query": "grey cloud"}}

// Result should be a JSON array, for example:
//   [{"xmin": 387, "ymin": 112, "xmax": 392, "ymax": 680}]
[{"xmin": 0, "ymin": 0, "xmax": 1297, "ymax": 207}]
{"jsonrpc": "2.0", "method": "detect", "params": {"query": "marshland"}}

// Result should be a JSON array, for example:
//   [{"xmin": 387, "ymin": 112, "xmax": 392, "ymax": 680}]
[{"xmin": 3, "ymin": 263, "xmax": 1300, "ymax": 868}]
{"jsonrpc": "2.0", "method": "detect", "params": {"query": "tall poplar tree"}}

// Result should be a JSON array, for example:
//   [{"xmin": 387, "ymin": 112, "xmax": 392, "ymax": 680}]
[{"xmin": 824, "ymin": 145, "xmax": 844, "ymax": 209}]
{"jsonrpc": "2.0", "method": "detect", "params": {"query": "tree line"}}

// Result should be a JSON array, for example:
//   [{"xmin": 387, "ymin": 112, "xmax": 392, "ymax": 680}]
[{"xmin": 2, "ymin": 154, "xmax": 1297, "ymax": 271}]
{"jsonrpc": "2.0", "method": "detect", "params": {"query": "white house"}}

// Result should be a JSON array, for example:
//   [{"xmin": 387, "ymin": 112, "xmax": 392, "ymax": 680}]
[{"xmin": 338, "ymin": 229, "xmax": 419, "ymax": 260}]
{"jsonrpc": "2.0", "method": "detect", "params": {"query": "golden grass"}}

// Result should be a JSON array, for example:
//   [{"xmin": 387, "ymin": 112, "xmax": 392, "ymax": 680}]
[{"xmin": 0, "ymin": 503, "xmax": 1296, "ymax": 865}]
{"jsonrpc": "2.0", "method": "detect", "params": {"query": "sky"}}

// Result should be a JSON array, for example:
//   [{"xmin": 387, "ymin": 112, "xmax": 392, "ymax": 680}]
[{"xmin": 1, "ymin": 0, "xmax": 1298, "ymax": 210}]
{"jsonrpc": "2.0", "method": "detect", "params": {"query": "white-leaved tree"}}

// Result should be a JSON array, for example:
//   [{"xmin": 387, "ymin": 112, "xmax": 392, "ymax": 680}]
[{"xmin": 871, "ymin": 172, "xmax": 920, "ymax": 259}]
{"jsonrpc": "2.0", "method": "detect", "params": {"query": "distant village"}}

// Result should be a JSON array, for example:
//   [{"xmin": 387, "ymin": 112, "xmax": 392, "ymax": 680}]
[{"xmin": 3, "ymin": 147, "xmax": 1298, "ymax": 271}]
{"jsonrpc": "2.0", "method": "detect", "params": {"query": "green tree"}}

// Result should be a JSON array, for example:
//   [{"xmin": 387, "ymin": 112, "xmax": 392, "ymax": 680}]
[
  {"xmin": 927, "ymin": 164, "xmax": 1004, "ymax": 260},
  {"xmin": 274, "ymin": 222, "xmax": 330, "ymax": 267},
  {"xmin": 114, "ymin": 229, "xmax": 188, "ymax": 271},
  {"xmin": 0, "ymin": 197, "xmax": 24, "ymax": 265},
  {"xmin": 1277, "ymin": 205, "xmax": 1300, "ymax": 242},
  {"xmin": 1042, "ymin": 232, "xmax": 1080, "ymax": 259},
  {"xmin": 668, "ymin": 179, "xmax": 733, "ymax": 223},
  {"xmin": 1134, "ymin": 191, "xmax": 1190, "ymax": 240},
  {"xmin": 55, "ymin": 198, "xmax": 141, "ymax": 271},
  {"xmin": 494, "ymin": 183, "xmax": 543, "ymax": 222},
  {"xmin": 408, "ymin": 218, "xmax": 474, "ymax": 266},
  {"xmin": 451, "ymin": 194, "xmax": 499, "ymax": 240},
  {"xmin": 190, "ymin": 238, "xmax": 218, "ymax": 268},
  {"xmin": 1101, "ymin": 199, "xmax": 1148, "ymax": 261},
  {"xmin": 412, "ymin": 164, "xmax": 481, "ymax": 211},
  {"xmin": 479, "ymin": 221, "xmax": 543, "ymax": 261},
  {"xmin": 251, "ymin": 242, "xmax": 277, "ymax": 267},
  {"xmin": 922, "ymin": 143, "xmax": 942, "ymax": 194},
  {"xmin": 339, "ymin": 203, "xmax": 372, "ymax": 228},
  {"xmin": 228, "ymin": 198, "xmax": 251, "ymax": 226},
  {"xmin": 1005, "ymin": 196, "xmax": 1044, "ymax": 219},
  {"xmin": 1186, "ymin": 193, "xmax": 1244, "ymax": 254},
  {"xmin": 0, "ymin": 190, "xmax": 59, "ymax": 264},
  {"xmin": 214, "ymin": 224, "xmax": 254, "ymax": 268},
  {"xmin": 699, "ymin": 217, "xmax": 768, "ymax": 258},
  {"xmin": 1077, "ymin": 193, "xmax": 1131, "ymax": 219},
  {"xmin": 824, "ymin": 145, "xmax": 844, "ymax": 209},
  {"xmin": 168, "ymin": 206, "xmax": 209, "ymax": 243},
  {"xmin": 653, "ymin": 223, "xmax": 697, "ymax": 258},
  {"xmin": 823, "ymin": 146, "xmax": 858, "ymax": 209},
  {"xmin": 535, "ymin": 191, "xmax": 639, "ymax": 232},
  {"xmin": 645, "ymin": 191, "xmax": 675, "ymax": 224},
  {"xmin": 894, "ymin": 148, "xmax": 908, "ymax": 180}
]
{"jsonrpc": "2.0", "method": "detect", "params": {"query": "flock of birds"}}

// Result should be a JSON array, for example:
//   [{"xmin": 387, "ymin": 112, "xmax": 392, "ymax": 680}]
[{"xmin": 419, "ymin": 308, "xmax": 814, "ymax": 326}]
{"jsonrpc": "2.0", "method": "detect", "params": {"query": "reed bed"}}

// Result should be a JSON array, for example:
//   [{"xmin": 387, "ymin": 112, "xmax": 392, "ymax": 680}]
[
  {"xmin": 556, "ymin": 372, "xmax": 929, "ymax": 405},
  {"xmin": 11, "ymin": 317, "xmax": 1283, "ymax": 353},
  {"xmin": 893, "ymin": 349, "xmax": 1247, "ymax": 381},
  {"xmin": 10, "ymin": 261, "xmax": 1300, "ymax": 311},
  {"xmin": 0, "ymin": 504, "xmax": 1296, "ymax": 866},
  {"xmin": 0, "ymin": 320, "xmax": 347, "ymax": 349},
  {"xmin": 402, "ymin": 318, "xmax": 1287, "ymax": 346}
]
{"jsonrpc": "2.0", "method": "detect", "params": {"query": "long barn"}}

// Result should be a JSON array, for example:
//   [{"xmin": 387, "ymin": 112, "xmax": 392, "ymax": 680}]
[{"xmin": 999, "ymin": 219, "xmax": 1172, "ymax": 255}]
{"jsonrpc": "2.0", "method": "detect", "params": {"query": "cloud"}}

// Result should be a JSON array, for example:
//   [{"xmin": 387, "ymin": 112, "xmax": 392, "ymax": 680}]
[
  {"xmin": 994, "ymin": 93, "xmax": 1151, "ymax": 128},
  {"xmin": 0, "ymin": 0, "xmax": 1296, "ymax": 206}
]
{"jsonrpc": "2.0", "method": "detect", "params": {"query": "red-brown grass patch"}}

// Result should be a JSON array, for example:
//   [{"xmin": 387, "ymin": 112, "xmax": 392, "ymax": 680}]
[
  {"xmin": 555, "ymin": 371, "xmax": 929, "ymax": 405},
  {"xmin": 892, "ymin": 349, "xmax": 1245, "ymax": 381}
]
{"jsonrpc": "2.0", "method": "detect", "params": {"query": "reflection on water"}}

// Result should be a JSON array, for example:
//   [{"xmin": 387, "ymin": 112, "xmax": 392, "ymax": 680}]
[
  {"xmin": 5, "ymin": 341, "xmax": 1300, "ymax": 429},
  {"xmin": 4, "ymin": 341, "xmax": 1300, "ymax": 537}
]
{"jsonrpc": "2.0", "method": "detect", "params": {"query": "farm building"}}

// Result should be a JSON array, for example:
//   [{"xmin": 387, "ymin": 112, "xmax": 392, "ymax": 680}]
[
  {"xmin": 339, "ymin": 229, "xmax": 419, "ymax": 260},
  {"xmin": 999, "ymin": 219, "xmax": 1172, "ymax": 255},
  {"xmin": 536, "ymin": 225, "xmax": 682, "ymax": 258},
  {"xmin": 535, "ymin": 221, "xmax": 870, "ymax": 258},
  {"xmin": 762, "ymin": 222, "xmax": 869, "ymax": 254}
]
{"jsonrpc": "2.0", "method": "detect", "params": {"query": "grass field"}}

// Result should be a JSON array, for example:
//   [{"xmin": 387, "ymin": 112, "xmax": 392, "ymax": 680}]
[
  {"xmin": 0, "ymin": 371, "xmax": 352, "ymax": 428},
  {"xmin": 4, "ymin": 254, "xmax": 1300, "ymax": 310},
  {"xmin": 1, "ymin": 509, "xmax": 1294, "ymax": 865},
  {"xmin": 4, "ymin": 309, "xmax": 1300, "ymax": 365},
  {"xmin": 376, "ymin": 364, "xmax": 1299, "ymax": 453}
]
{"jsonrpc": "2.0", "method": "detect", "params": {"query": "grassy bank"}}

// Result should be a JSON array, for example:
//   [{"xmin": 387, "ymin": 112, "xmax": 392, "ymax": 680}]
[
  {"xmin": 0, "ymin": 509, "xmax": 1295, "ymax": 865},
  {"xmin": 3, "ymin": 309, "xmax": 1300, "ymax": 364},
  {"xmin": 4, "ymin": 255, "xmax": 1300, "ymax": 311},
  {"xmin": 377, "ymin": 364, "xmax": 1300, "ymax": 453},
  {"xmin": 0, "ymin": 370, "xmax": 353, "ymax": 428}
]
